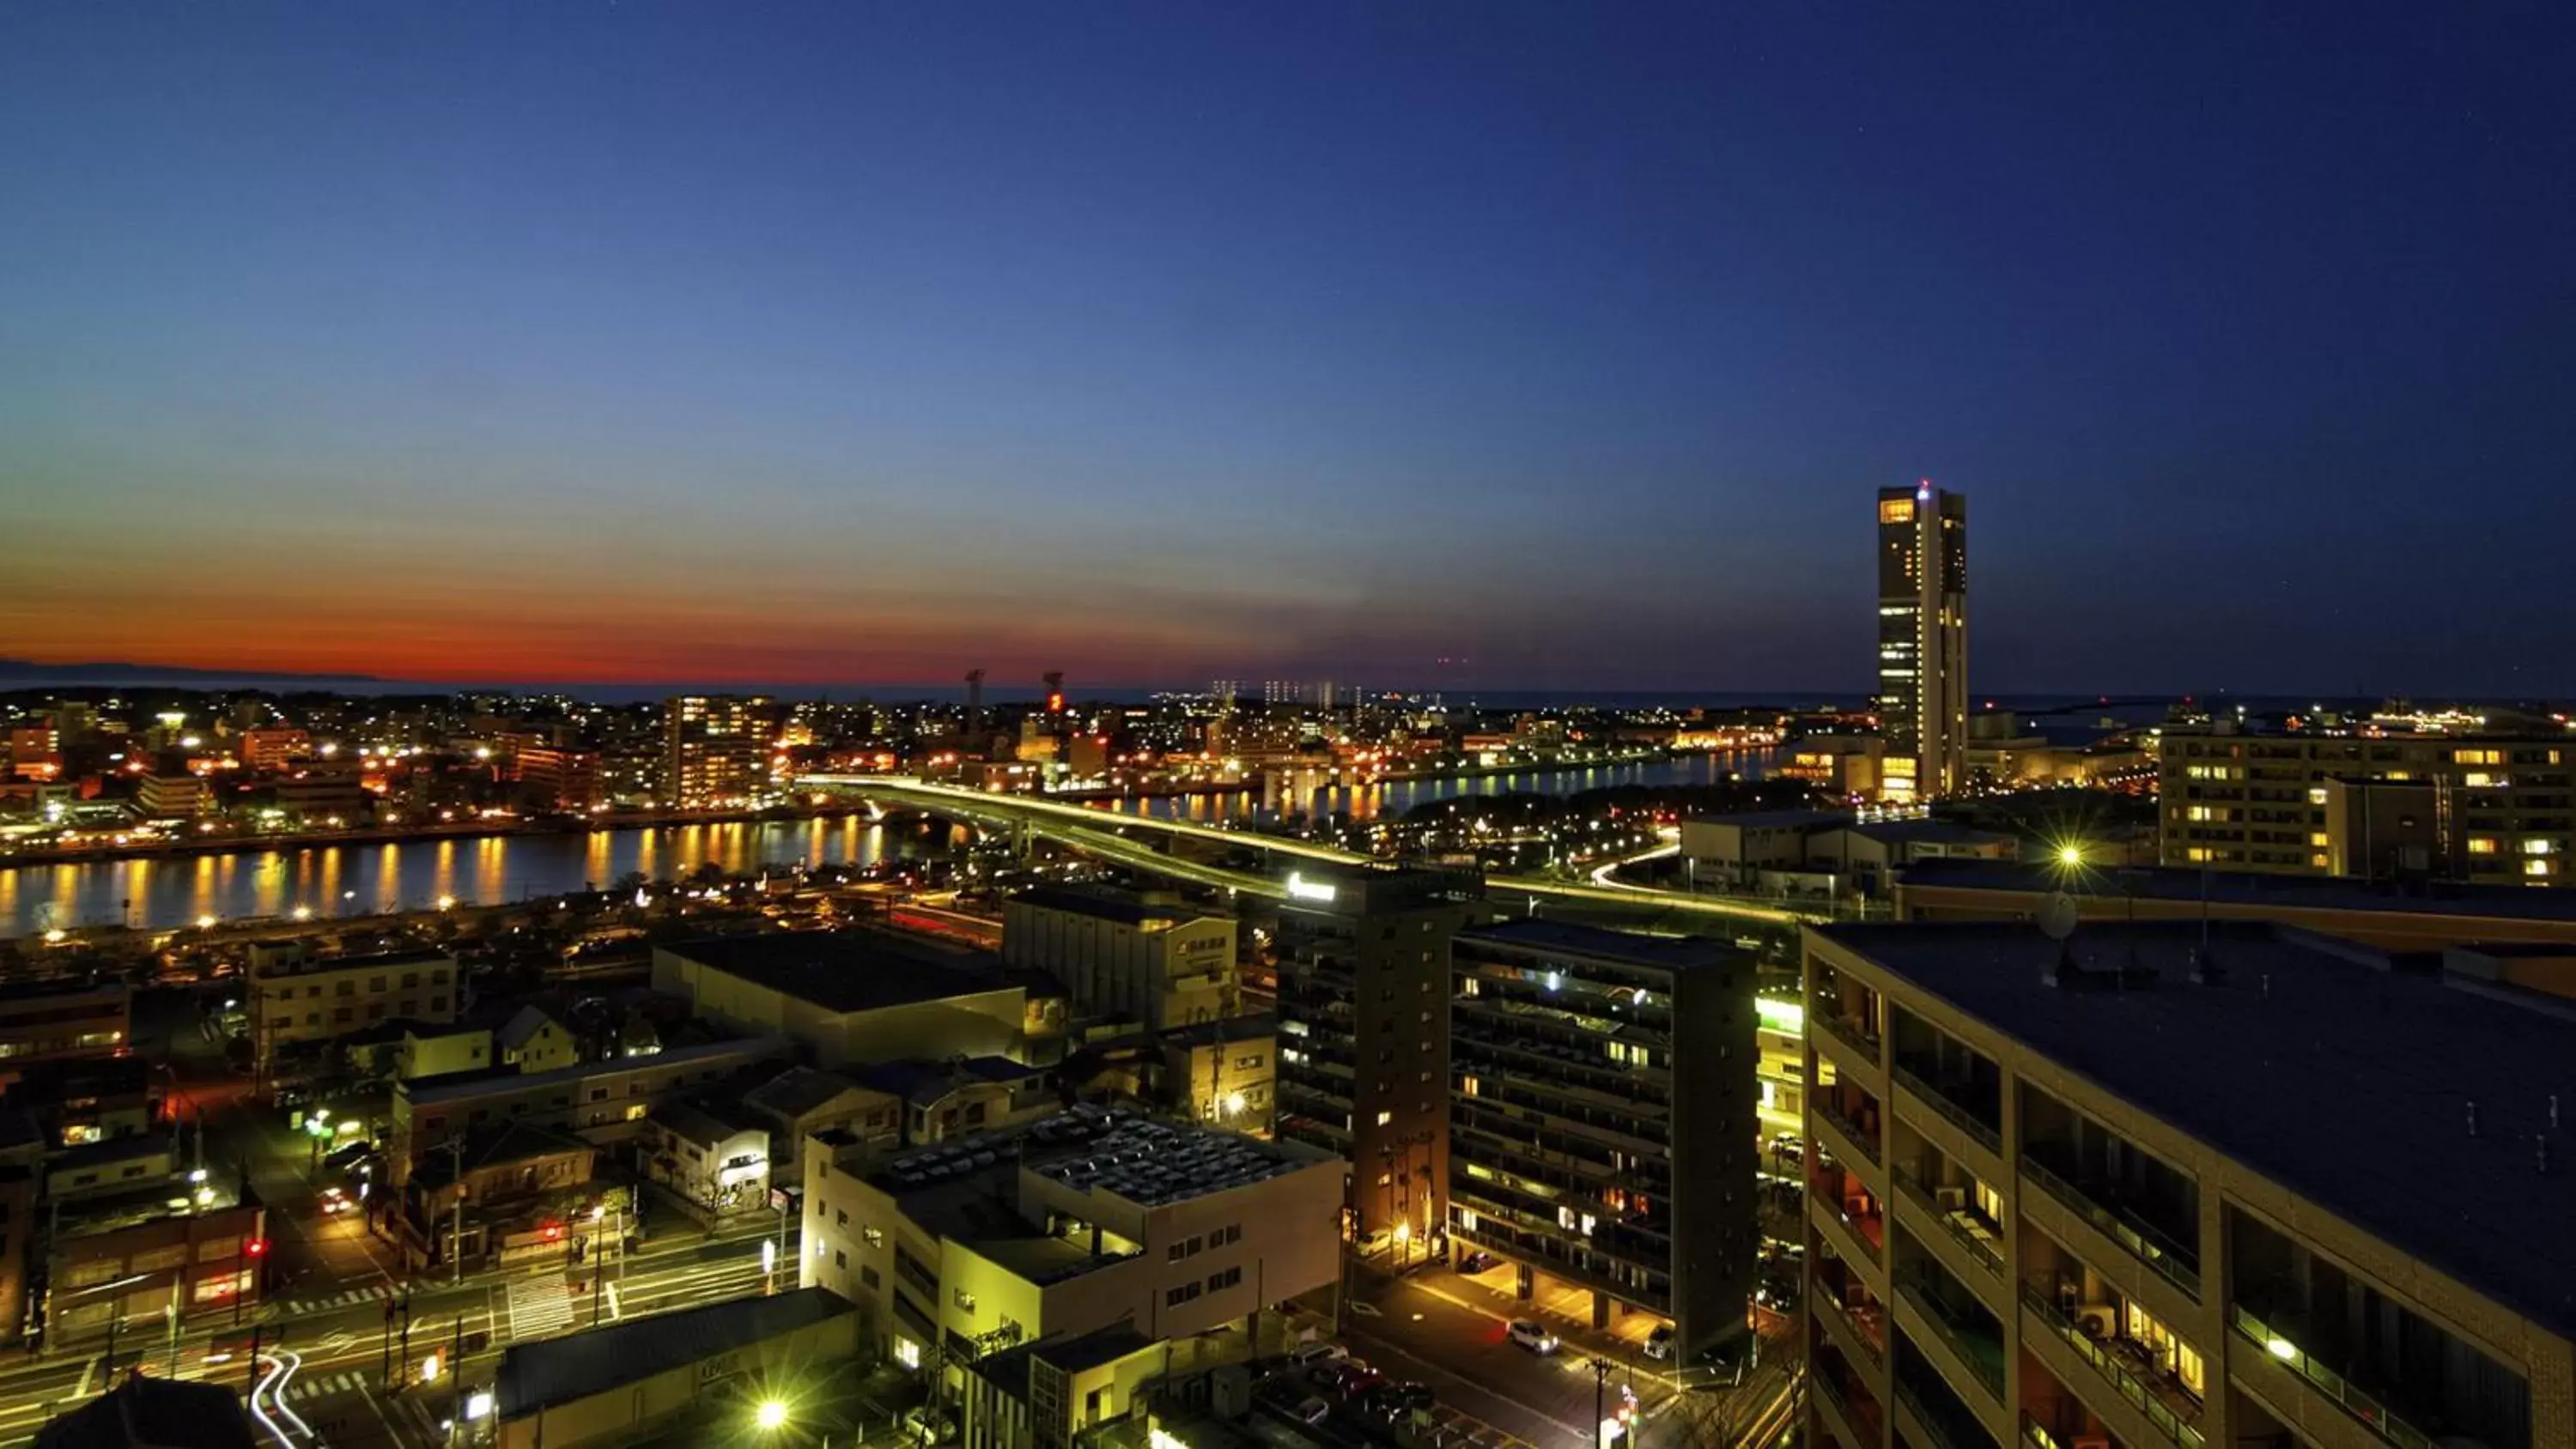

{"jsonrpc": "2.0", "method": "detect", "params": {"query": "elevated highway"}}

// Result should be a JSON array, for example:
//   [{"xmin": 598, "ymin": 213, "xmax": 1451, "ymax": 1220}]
[{"xmin": 795, "ymin": 775, "xmax": 1815, "ymax": 929}]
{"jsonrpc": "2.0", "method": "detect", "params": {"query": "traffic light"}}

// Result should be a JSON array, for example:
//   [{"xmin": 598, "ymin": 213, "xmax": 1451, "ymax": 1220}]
[{"xmin": 245, "ymin": 1239, "xmax": 269, "ymax": 1258}]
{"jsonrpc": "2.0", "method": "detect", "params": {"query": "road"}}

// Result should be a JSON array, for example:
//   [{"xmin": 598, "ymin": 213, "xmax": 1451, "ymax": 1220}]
[
  {"xmin": 1327, "ymin": 1265, "xmax": 1801, "ymax": 1449},
  {"xmin": 0, "ymin": 1224, "xmax": 781, "ymax": 1447},
  {"xmin": 795, "ymin": 777, "xmax": 1812, "ymax": 926}
]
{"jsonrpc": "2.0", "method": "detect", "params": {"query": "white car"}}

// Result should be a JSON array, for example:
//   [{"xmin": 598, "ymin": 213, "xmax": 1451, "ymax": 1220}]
[
  {"xmin": 1293, "ymin": 1397, "xmax": 1333, "ymax": 1426},
  {"xmin": 1507, "ymin": 1319, "xmax": 1560, "ymax": 1355},
  {"xmin": 1287, "ymin": 1342, "xmax": 1348, "ymax": 1367},
  {"xmin": 1643, "ymin": 1325, "xmax": 1676, "ymax": 1361}
]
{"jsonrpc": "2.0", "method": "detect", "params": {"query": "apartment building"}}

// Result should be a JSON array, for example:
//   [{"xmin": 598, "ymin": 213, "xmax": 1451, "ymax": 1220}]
[
  {"xmin": 1273, "ymin": 864, "xmax": 1483, "ymax": 1240},
  {"xmin": 1800, "ymin": 919, "xmax": 2576, "ymax": 1449},
  {"xmin": 652, "ymin": 931, "xmax": 1067, "ymax": 1070},
  {"xmin": 2161, "ymin": 728, "xmax": 2575, "ymax": 882},
  {"xmin": 0, "ymin": 979, "xmax": 130, "ymax": 1076},
  {"xmin": 248, "ymin": 947, "xmax": 460, "ymax": 1080},
  {"xmin": 999, "ymin": 886, "xmax": 1238, "ymax": 1031},
  {"xmin": 388, "ymin": 1035, "xmax": 794, "ymax": 1186},
  {"xmin": 799, "ymin": 1106, "xmax": 1341, "ymax": 1389},
  {"xmin": 662, "ymin": 694, "xmax": 771, "ymax": 809},
  {"xmin": 1448, "ymin": 920, "xmax": 1756, "ymax": 1361},
  {"xmin": 1896, "ymin": 858, "xmax": 2576, "ymax": 955}
]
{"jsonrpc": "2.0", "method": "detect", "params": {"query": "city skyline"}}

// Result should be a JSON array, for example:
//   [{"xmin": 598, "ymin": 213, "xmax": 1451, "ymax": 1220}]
[{"xmin": 6, "ymin": 3, "xmax": 2573, "ymax": 695}]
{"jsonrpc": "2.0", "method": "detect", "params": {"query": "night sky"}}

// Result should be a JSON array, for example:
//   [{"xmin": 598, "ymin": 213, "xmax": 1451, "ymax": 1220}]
[{"xmin": 3, "ymin": 3, "xmax": 2571, "ymax": 696}]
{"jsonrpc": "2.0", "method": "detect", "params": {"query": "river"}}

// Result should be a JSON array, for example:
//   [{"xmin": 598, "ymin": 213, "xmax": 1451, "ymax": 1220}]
[
  {"xmin": 2, "ymin": 749, "xmax": 1775, "ymax": 939},
  {"xmin": 1091, "ymin": 747, "xmax": 1778, "ymax": 822},
  {"xmin": 0, "ymin": 815, "xmax": 948, "ymax": 939}
]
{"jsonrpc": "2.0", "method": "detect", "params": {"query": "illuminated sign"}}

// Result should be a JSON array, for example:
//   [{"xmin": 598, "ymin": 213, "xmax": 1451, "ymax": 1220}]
[
  {"xmin": 1754, "ymin": 997, "xmax": 1805, "ymax": 1035},
  {"xmin": 1285, "ymin": 872, "xmax": 1338, "ymax": 903}
]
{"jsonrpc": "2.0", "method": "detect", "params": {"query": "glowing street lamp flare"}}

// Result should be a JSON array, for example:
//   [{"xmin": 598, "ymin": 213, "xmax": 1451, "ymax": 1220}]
[{"xmin": 756, "ymin": 1400, "xmax": 789, "ymax": 1431}]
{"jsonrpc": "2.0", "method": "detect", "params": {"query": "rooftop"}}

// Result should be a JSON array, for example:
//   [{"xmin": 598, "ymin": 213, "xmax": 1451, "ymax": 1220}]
[
  {"xmin": 1010, "ymin": 884, "xmax": 1218, "ymax": 928},
  {"xmin": 32, "ymin": 1372, "xmax": 258, "ymax": 1449},
  {"xmin": 661, "ymin": 931, "xmax": 1018, "ymax": 1014},
  {"xmin": 1899, "ymin": 858, "xmax": 2576, "ymax": 923},
  {"xmin": 1838, "ymin": 818, "xmax": 2014, "ymax": 847},
  {"xmin": 740, "ymin": 1064, "xmax": 877, "ymax": 1121},
  {"xmin": 494, "ymin": 1287, "xmax": 853, "ymax": 1416},
  {"xmin": 971, "ymin": 1322, "xmax": 1158, "ymax": 1400},
  {"xmin": 252, "ymin": 947, "xmax": 453, "ymax": 979},
  {"xmin": 409, "ymin": 1122, "xmax": 594, "ymax": 1191},
  {"xmin": 0, "ymin": 976, "xmax": 126, "ymax": 1006},
  {"xmin": 1819, "ymin": 919, "xmax": 2576, "ymax": 1338},
  {"xmin": 1690, "ymin": 808, "xmax": 1848, "ymax": 831},
  {"xmin": 854, "ymin": 1056, "xmax": 1044, "ymax": 1107},
  {"xmin": 1459, "ymin": 919, "xmax": 1735, "ymax": 973},
  {"xmin": 402, "ymin": 1035, "xmax": 793, "ymax": 1108}
]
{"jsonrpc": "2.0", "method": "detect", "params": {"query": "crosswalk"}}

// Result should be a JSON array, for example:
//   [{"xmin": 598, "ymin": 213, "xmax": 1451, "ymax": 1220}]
[
  {"xmin": 507, "ymin": 1276, "xmax": 574, "ymax": 1339},
  {"xmin": 270, "ymin": 1283, "xmax": 394, "ymax": 1316},
  {"xmin": 280, "ymin": 1367, "xmax": 369, "ymax": 1403}
]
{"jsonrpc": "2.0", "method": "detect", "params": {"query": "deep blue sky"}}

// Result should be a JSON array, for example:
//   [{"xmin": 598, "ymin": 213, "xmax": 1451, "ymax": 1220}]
[{"xmin": 3, "ymin": 3, "xmax": 2570, "ymax": 695}]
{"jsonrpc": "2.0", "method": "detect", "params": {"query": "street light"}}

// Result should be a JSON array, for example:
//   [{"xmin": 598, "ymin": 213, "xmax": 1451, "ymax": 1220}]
[{"xmin": 756, "ymin": 1399, "xmax": 789, "ymax": 1432}]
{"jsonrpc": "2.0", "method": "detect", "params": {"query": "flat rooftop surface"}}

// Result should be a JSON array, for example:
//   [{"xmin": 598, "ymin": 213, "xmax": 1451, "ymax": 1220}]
[
  {"xmin": 495, "ymin": 1287, "xmax": 852, "ymax": 1416},
  {"xmin": 1011, "ymin": 884, "xmax": 1216, "ymax": 927},
  {"xmin": 665, "ymin": 930, "xmax": 1013, "ymax": 1013},
  {"xmin": 1460, "ymin": 918, "xmax": 1735, "ymax": 971},
  {"xmin": 1820, "ymin": 920, "xmax": 2576, "ymax": 1337},
  {"xmin": 1900, "ymin": 858, "xmax": 2576, "ymax": 923}
]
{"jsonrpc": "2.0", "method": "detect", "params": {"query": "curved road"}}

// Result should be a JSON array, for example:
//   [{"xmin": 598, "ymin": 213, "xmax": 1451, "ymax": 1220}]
[{"xmin": 797, "ymin": 776, "xmax": 1811, "ymax": 927}]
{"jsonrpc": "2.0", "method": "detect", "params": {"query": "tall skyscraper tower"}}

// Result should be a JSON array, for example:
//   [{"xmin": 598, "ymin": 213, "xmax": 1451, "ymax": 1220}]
[{"xmin": 1874, "ymin": 481, "xmax": 1966, "ymax": 800}]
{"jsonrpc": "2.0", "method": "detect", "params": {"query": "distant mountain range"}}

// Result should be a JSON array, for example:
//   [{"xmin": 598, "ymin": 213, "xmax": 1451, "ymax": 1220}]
[{"xmin": 0, "ymin": 658, "xmax": 387, "ymax": 684}]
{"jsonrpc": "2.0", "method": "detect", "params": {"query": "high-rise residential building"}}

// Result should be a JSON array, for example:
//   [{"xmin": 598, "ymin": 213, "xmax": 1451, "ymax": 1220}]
[
  {"xmin": 517, "ymin": 743, "xmax": 605, "ymax": 812},
  {"xmin": 1799, "ymin": 919, "xmax": 2575, "ymax": 1449},
  {"xmin": 1273, "ymin": 864, "xmax": 1483, "ymax": 1243},
  {"xmin": 1447, "ymin": 920, "xmax": 1756, "ymax": 1361},
  {"xmin": 1876, "ymin": 482, "xmax": 1967, "ymax": 802},
  {"xmin": 2161, "ymin": 725, "xmax": 2576, "ymax": 882},
  {"xmin": 662, "ymin": 694, "xmax": 772, "ymax": 808}
]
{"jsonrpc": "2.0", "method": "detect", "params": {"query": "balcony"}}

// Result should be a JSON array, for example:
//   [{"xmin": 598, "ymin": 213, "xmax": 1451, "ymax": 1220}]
[
  {"xmin": 1814, "ymin": 1008, "xmax": 1884, "ymax": 1077},
  {"xmin": 1894, "ymin": 1273, "xmax": 2005, "ymax": 1408},
  {"xmin": 1892, "ymin": 1064, "xmax": 2001, "ymax": 1155},
  {"xmin": 2019, "ymin": 1283, "xmax": 2206, "ymax": 1449},
  {"xmin": 1888, "ymin": 1162, "xmax": 2001, "ymax": 1280},
  {"xmin": 2019, "ymin": 1155, "xmax": 2199, "ymax": 1301},
  {"xmin": 1814, "ymin": 1364, "xmax": 1882, "ymax": 1449},
  {"xmin": 2229, "ymin": 1306, "xmax": 2439, "ymax": 1449},
  {"xmin": 1814, "ymin": 1283, "xmax": 1887, "ymax": 1372},
  {"xmin": 1813, "ymin": 1096, "xmax": 1883, "ymax": 1176},
  {"xmin": 1811, "ymin": 1188, "xmax": 1886, "ymax": 1283}
]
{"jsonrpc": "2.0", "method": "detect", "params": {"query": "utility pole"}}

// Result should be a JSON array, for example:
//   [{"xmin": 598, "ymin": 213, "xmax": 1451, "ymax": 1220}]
[
  {"xmin": 1593, "ymin": 1354, "xmax": 1613, "ymax": 1449},
  {"xmin": 245, "ymin": 1323, "xmax": 264, "ymax": 1405},
  {"xmin": 448, "ymin": 1137, "xmax": 468, "ymax": 1286},
  {"xmin": 450, "ymin": 1311, "xmax": 465, "ymax": 1442}
]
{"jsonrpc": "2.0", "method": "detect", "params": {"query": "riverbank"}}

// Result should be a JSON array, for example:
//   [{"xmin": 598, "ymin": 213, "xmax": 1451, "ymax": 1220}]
[{"xmin": 0, "ymin": 803, "xmax": 881, "ymax": 870}]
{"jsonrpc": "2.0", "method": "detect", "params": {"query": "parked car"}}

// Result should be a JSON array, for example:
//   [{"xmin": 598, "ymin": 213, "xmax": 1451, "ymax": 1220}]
[
  {"xmin": 1399, "ymin": 1384, "xmax": 1437, "ymax": 1414},
  {"xmin": 1287, "ymin": 1342, "xmax": 1349, "ymax": 1367},
  {"xmin": 1292, "ymin": 1397, "xmax": 1333, "ymax": 1427},
  {"xmin": 1318, "ymin": 1363, "xmax": 1382, "ymax": 1396},
  {"xmin": 1643, "ymin": 1325, "xmax": 1677, "ymax": 1361},
  {"xmin": 1453, "ymin": 1250, "xmax": 1495, "ymax": 1275},
  {"xmin": 1507, "ymin": 1319, "xmax": 1561, "ymax": 1355}
]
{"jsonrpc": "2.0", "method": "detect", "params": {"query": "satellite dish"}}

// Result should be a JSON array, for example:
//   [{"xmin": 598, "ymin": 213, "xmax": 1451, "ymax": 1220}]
[{"xmin": 2038, "ymin": 892, "xmax": 2080, "ymax": 942}]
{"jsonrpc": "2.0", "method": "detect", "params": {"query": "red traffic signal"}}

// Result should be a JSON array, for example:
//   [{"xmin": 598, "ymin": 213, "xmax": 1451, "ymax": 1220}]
[{"xmin": 245, "ymin": 1239, "xmax": 269, "ymax": 1258}]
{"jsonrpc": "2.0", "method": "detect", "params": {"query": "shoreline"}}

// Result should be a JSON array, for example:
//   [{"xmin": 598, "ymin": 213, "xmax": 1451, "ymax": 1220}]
[{"xmin": 0, "ymin": 803, "xmax": 880, "ymax": 870}]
